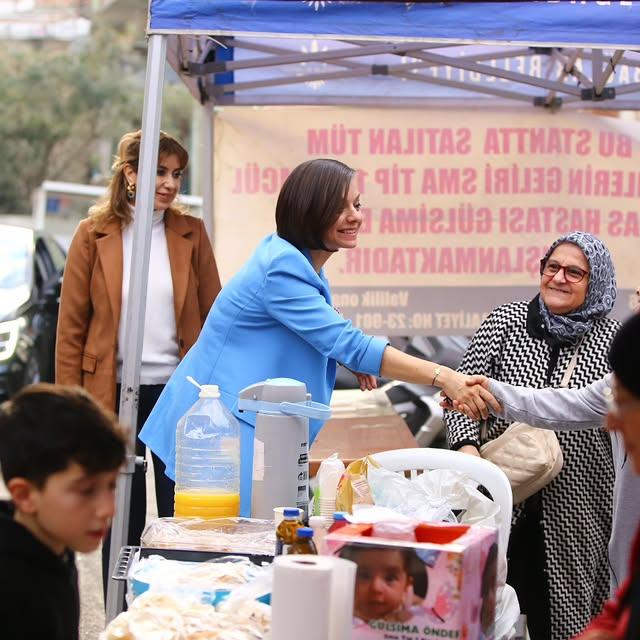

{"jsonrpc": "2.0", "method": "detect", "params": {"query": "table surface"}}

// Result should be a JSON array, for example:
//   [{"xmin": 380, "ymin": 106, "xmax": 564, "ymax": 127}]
[{"xmin": 309, "ymin": 413, "xmax": 418, "ymax": 476}]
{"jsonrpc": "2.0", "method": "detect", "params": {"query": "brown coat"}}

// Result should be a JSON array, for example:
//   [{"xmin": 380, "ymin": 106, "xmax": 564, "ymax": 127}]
[{"xmin": 55, "ymin": 211, "xmax": 221, "ymax": 410}]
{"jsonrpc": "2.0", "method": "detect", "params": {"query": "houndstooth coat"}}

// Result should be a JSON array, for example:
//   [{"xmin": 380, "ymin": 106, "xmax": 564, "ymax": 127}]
[{"xmin": 445, "ymin": 297, "xmax": 619, "ymax": 640}]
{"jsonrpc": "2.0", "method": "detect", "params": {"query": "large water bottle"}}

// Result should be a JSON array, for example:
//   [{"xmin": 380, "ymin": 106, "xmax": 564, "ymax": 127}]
[{"xmin": 174, "ymin": 384, "xmax": 241, "ymax": 518}]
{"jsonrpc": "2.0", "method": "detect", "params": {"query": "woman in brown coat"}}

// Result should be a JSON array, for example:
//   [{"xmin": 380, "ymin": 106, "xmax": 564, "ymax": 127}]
[{"xmin": 55, "ymin": 130, "xmax": 221, "ymax": 592}]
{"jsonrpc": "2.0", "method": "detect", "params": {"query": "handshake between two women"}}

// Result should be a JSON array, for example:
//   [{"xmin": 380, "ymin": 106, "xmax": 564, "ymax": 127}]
[
  {"xmin": 440, "ymin": 374, "xmax": 496, "ymax": 420},
  {"xmin": 351, "ymin": 345, "xmax": 500, "ymax": 423}
]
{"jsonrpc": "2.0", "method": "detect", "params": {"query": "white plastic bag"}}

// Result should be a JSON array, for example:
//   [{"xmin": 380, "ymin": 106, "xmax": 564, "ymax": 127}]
[
  {"xmin": 367, "ymin": 465, "xmax": 457, "ymax": 523},
  {"xmin": 494, "ymin": 582, "xmax": 519, "ymax": 640},
  {"xmin": 411, "ymin": 468, "xmax": 501, "ymax": 529}
]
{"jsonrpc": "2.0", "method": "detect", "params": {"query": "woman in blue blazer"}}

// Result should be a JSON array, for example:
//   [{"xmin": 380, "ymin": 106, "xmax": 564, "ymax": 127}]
[{"xmin": 140, "ymin": 158, "xmax": 498, "ymax": 515}]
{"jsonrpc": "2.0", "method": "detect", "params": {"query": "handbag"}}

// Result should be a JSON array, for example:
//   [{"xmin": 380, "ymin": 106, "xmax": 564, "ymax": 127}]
[{"xmin": 479, "ymin": 339, "xmax": 582, "ymax": 504}]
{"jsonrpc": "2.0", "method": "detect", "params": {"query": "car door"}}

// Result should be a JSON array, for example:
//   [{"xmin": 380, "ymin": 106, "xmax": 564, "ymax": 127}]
[{"xmin": 33, "ymin": 236, "xmax": 66, "ymax": 382}]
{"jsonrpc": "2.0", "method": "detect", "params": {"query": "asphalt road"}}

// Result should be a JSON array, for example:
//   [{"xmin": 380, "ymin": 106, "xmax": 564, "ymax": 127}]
[{"xmin": 1, "ymin": 453, "xmax": 158, "ymax": 640}]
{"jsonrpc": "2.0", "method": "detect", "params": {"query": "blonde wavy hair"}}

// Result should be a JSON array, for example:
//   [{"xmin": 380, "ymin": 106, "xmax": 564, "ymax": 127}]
[{"xmin": 88, "ymin": 129, "xmax": 189, "ymax": 228}]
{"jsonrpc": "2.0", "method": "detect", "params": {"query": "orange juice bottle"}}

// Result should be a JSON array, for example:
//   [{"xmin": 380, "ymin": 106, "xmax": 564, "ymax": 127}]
[
  {"xmin": 174, "ymin": 491, "xmax": 241, "ymax": 519},
  {"xmin": 174, "ymin": 384, "xmax": 241, "ymax": 518}
]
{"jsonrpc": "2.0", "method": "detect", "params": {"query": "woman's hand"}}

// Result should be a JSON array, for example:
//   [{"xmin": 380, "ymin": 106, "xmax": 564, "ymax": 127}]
[
  {"xmin": 441, "ymin": 375, "xmax": 503, "ymax": 420},
  {"xmin": 438, "ymin": 369, "xmax": 501, "ymax": 420},
  {"xmin": 354, "ymin": 372, "xmax": 377, "ymax": 391},
  {"xmin": 340, "ymin": 363, "xmax": 378, "ymax": 391}
]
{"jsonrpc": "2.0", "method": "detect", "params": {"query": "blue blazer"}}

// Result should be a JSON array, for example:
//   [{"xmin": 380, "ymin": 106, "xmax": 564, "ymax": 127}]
[{"xmin": 140, "ymin": 234, "xmax": 387, "ymax": 515}]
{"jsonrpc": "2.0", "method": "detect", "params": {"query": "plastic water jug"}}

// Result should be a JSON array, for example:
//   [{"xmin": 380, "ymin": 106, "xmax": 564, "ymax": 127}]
[{"xmin": 174, "ymin": 384, "xmax": 241, "ymax": 518}]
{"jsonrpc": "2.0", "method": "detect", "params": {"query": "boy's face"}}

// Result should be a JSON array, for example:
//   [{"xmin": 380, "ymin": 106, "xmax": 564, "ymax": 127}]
[
  {"xmin": 353, "ymin": 548, "xmax": 412, "ymax": 622},
  {"xmin": 13, "ymin": 462, "xmax": 118, "ymax": 555}
]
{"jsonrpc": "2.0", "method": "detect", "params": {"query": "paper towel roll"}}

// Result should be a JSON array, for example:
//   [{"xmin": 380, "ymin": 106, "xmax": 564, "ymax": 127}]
[
  {"xmin": 328, "ymin": 556, "xmax": 356, "ymax": 640},
  {"xmin": 271, "ymin": 555, "xmax": 356, "ymax": 640}
]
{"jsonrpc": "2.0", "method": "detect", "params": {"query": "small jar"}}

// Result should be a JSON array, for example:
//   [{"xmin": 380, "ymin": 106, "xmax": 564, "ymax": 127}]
[{"xmin": 289, "ymin": 527, "xmax": 318, "ymax": 555}]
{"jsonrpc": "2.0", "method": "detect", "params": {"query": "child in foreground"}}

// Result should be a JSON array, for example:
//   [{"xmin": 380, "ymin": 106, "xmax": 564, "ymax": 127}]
[{"xmin": 0, "ymin": 384, "xmax": 127, "ymax": 639}]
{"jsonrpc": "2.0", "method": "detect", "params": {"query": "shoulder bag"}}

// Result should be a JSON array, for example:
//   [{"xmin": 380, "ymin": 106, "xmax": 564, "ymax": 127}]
[{"xmin": 479, "ymin": 339, "xmax": 582, "ymax": 504}]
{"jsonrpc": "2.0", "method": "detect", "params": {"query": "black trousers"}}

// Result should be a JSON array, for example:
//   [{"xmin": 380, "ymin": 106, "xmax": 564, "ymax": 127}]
[{"xmin": 102, "ymin": 384, "xmax": 175, "ymax": 599}]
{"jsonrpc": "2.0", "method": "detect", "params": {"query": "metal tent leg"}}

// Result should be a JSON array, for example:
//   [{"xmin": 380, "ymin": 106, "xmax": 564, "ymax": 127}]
[{"xmin": 105, "ymin": 33, "xmax": 167, "ymax": 624}]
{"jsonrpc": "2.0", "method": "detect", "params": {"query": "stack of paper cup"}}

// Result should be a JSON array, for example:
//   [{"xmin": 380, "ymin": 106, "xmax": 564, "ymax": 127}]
[
  {"xmin": 318, "ymin": 498, "xmax": 336, "ymax": 523},
  {"xmin": 317, "ymin": 453, "xmax": 345, "ymax": 523}
]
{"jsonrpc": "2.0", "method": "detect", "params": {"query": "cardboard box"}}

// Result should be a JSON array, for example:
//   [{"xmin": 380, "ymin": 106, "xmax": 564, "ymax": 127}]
[{"xmin": 325, "ymin": 522, "xmax": 498, "ymax": 640}]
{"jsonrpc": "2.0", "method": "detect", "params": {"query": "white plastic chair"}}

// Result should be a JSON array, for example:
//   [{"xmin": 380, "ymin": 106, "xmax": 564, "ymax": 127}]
[{"xmin": 372, "ymin": 448, "xmax": 513, "ymax": 554}]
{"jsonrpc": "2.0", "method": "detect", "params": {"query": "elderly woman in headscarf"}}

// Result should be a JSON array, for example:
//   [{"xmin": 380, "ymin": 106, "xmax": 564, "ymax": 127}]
[{"xmin": 445, "ymin": 231, "xmax": 619, "ymax": 640}]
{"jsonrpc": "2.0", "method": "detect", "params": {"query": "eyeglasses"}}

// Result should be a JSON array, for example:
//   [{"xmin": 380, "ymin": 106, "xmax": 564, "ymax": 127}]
[{"xmin": 540, "ymin": 259, "xmax": 589, "ymax": 283}]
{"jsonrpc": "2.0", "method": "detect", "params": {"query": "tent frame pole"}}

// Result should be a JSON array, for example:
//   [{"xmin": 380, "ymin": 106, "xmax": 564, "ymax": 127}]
[
  {"xmin": 189, "ymin": 40, "xmax": 445, "ymax": 74},
  {"xmin": 105, "ymin": 32, "xmax": 167, "ymax": 623},
  {"xmin": 201, "ymin": 102, "xmax": 215, "ymax": 241},
  {"xmin": 214, "ymin": 60, "xmax": 532, "ymax": 103}
]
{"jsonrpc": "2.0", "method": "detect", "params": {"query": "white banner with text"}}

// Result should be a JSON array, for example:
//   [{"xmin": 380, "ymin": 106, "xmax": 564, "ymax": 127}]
[{"xmin": 213, "ymin": 107, "xmax": 639, "ymax": 335}]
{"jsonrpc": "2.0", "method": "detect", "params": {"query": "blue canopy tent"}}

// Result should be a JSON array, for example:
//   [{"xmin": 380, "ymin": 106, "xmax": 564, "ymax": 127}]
[
  {"xmin": 157, "ymin": 0, "xmax": 640, "ymax": 108},
  {"xmin": 107, "ymin": 0, "xmax": 640, "ymax": 619}
]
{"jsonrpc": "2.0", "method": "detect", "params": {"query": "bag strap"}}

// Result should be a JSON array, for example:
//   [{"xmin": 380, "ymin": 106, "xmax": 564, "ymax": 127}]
[{"xmin": 559, "ymin": 337, "xmax": 583, "ymax": 388}]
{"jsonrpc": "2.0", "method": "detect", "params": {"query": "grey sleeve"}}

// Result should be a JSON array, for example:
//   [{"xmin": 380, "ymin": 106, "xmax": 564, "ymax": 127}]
[{"xmin": 488, "ymin": 374, "xmax": 610, "ymax": 430}]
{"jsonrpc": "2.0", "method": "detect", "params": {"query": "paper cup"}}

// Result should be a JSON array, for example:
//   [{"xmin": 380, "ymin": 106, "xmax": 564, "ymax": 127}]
[
  {"xmin": 273, "ymin": 506, "xmax": 303, "ymax": 525},
  {"xmin": 318, "ymin": 497, "xmax": 336, "ymax": 517}
]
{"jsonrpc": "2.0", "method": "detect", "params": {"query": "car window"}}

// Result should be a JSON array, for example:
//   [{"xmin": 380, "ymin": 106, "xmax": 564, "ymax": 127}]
[
  {"xmin": 34, "ymin": 252, "xmax": 46, "ymax": 289},
  {"xmin": 41, "ymin": 236, "xmax": 66, "ymax": 272},
  {"xmin": 35, "ymin": 238, "xmax": 56, "ymax": 280},
  {"xmin": 0, "ymin": 227, "xmax": 32, "ymax": 289}
]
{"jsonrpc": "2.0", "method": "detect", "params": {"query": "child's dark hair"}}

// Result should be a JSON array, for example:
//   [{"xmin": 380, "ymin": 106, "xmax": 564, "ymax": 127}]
[{"xmin": 0, "ymin": 383, "xmax": 127, "ymax": 487}]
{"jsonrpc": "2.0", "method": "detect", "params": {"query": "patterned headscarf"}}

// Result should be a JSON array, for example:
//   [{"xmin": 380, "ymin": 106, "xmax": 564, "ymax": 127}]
[{"xmin": 538, "ymin": 231, "xmax": 617, "ymax": 344}]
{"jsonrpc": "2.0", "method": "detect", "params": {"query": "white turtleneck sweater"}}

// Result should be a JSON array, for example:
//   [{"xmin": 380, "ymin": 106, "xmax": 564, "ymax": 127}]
[{"xmin": 116, "ymin": 211, "xmax": 179, "ymax": 384}]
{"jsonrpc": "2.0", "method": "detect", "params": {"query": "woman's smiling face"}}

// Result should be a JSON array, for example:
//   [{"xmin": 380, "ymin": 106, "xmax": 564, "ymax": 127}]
[
  {"xmin": 321, "ymin": 178, "xmax": 362, "ymax": 251},
  {"xmin": 540, "ymin": 243, "xmax": 590, "ymax": 315}
]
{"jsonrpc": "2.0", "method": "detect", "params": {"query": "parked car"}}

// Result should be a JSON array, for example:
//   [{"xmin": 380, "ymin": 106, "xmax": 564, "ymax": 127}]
[{"xmin": 0, "ymin": 223, "xmax": 66, "ymax": 400}]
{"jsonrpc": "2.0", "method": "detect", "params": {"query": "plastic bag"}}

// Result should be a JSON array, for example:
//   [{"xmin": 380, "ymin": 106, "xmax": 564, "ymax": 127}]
[
  {"xmin": 411, "ymin": 468, "xmax": 501, "ymax": 530},
  {"xmin": 127, "ymin": 554, "xmax": 267, "ymax": 606},
  {"xmin": 140, "ymin": 517, "xmax": 275, "ymax": 555},
  {"xmin": 367, "ymin": 465, "xmax": 457, "ymax": 523},
  {"xmin": 494, "ymin": 582, "xmax": 519, "ymax": 640},
  {"xmin": 335, "ymin": 455, "xmax": 379, "ymax": 513},
  {"xmin": 101, "ymin": 591, "xmax": 270, "ymax": 640},
  {"xmin": 224, "ymin": 564, "xmax": 274, "ymax": 604},
  {"xmin": 347, "ymin": 504, "xmax": 418, "ymax": 540}
]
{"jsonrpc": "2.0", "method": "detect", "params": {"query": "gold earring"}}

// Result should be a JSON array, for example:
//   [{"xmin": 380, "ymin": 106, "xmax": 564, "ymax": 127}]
[{"xmin": 126, "ymin": 182, "xmax": 136, "ymax": 199}]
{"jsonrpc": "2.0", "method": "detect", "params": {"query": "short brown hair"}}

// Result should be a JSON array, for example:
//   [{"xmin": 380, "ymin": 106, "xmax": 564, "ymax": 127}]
[
  {"xmin": 0, "ymin": 384, "xmax": 127, "ymax": 487},
  {"xmin": 276, "ymin": 158, "xmax": 356, "ymax": 250}
]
